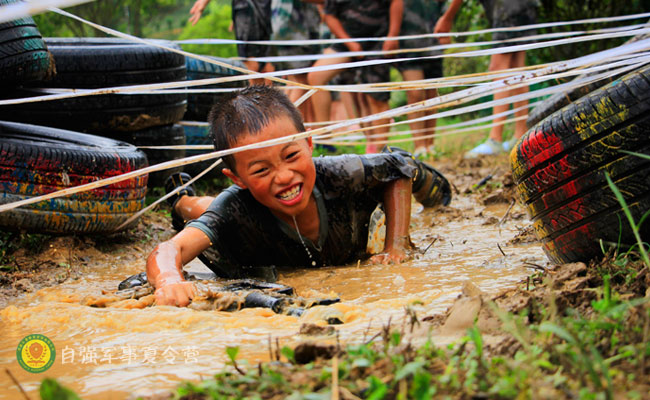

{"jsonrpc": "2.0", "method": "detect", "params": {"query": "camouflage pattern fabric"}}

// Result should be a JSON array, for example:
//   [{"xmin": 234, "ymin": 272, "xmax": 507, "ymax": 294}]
[
  {"xmin": 232, "ymin": 0, "xmax": 272, "ymax": 58},
  {"xmin": 324, "ymin": 0, "xmax": 393, "ymax": 101},
  {"xmin": 396, "ymin": 0, "xmax": 444, "ymax": 77},
  {"xmin": 480, "ymin": 0, "xmax": 539, "ymax": 47},
  {"xmin": 270, "ymin": 0, "xmax": 321, "ymax": 70}
]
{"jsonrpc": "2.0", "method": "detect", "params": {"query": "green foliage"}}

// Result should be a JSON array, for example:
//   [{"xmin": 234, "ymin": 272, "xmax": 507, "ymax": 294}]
[
  {"xmin": 40, "ymin": 378, "xmax": 82, "ymax": 400},
  {"xmin": 177, "ymin": 2, "xmax": 237, "ymax": 58}
]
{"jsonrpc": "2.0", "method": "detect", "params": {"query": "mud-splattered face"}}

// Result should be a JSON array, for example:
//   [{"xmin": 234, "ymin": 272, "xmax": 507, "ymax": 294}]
[{"xmin": 223, "ymin": 115, "xmax": 315, "ymax": 221}]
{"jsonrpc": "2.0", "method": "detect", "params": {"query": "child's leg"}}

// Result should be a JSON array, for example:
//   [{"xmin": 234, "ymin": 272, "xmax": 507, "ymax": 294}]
[
  {"xmin": 510, "ymin": 50, "xmax": 529, "ymax": 139},
  {"xmin": 423, "ymin": 88, "xmax": 439, "ymax": 149},
  {"xmin": 400, "ymin": 69, "xmax": 427, "ymax": 150},
  {"xmin": 307, "ymin": 48, "xmax": 352, "ymax": 124},
  {"xmin": 287, "ymin": 73, "xmax": 314, "ymax": 123},
  {"xmin": 487, "ymin": 52, "xmax": 515, "ymax": 142},
  {"xmin": 365, "ymin": 95, "xmax": 390, "ymax": 153}
]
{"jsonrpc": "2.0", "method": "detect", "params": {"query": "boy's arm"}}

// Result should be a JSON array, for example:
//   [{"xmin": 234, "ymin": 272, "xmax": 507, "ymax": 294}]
[
  {"xmin": 434, "ymin": 0, "xmax": 464, "ymax": 44},
  {"xmin": 324, "ymin": 13, "xmax": 363, "ymax": 54},
  {"xmin": 189, "ymin": 0, "xmax": 211, "ymax": 25},
  {"xmin": 383, "ymin": 0, "xmax": 404, "ymax": 53},
  {"xmin": 371, "ymin": 177, "xmax": 412, "ymax": 264},
  {"xmin": 146, "ymin": 227, "xmax": 211, "ymax": 307}
]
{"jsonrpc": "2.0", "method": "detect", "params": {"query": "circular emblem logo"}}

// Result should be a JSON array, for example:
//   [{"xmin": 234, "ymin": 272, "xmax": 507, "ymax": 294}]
[{"xmin": 16, "ymin": 334, "xmax": 55, "ymax": 373}]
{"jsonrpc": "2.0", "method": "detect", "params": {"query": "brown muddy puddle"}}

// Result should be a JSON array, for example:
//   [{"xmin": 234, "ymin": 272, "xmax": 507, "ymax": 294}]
[{"xmin": 0, "ymin": 196, "xmax": 545, "ymax": 399}]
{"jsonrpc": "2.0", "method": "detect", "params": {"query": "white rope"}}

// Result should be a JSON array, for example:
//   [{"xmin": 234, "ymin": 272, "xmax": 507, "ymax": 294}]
[
  {"xmin": 0, "ymin": 0, "xmax": 92, "ymax": 23},
  {"xmin": 113, "ymin": 159, "xmax": 222, "ymax": 231},
  {"xmin": 2, "ymin": 37, "xmax": 648, "ymax": 214}
]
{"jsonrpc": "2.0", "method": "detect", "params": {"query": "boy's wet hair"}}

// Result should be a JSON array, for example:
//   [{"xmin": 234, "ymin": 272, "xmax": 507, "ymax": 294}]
[{"xmin": 207, "ymin": 85, "xmax": 305, "ymax": 172}]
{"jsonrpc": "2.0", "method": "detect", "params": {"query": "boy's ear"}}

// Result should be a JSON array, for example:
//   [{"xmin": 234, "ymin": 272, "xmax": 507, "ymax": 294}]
[
  {"xmin": 306, "ymin": 136, "xmax": 313, "ymax": 152},
  {"xmin": 222, "ymin": 168, "xmax": 247, "ymax": 189}
]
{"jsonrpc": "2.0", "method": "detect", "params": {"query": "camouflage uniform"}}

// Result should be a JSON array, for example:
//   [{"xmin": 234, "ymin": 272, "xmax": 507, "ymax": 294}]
[
  {"xmin": 232, "ymin": 0, "xmax": 272, "ymax": 59},
  {"xmin": 480, "ymin": 0, "xmax": 540, "ymax": 47},
  {"xmin": 396, "ymin": 0, "xmax": 444, "ymax": 79},
  {"xmin": 324, "ymin": 0, "xmax": 394, "ymax": 101},
  {"xmin": 270, "ymin": 0, "xmax": 321, "ymax": 70}
]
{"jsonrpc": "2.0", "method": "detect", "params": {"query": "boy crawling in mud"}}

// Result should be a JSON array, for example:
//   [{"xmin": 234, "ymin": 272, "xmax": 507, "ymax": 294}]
[{"xmin": 147, "ymin": 86, "xmax": 451, "ymax": 307}]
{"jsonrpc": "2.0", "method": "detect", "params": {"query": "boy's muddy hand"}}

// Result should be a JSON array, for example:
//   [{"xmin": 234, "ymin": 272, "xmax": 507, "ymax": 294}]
[
  {"xmin": 155, "ymin": 282, "xmax": 198, "ymax": 307},
  {"xmin": 370, "ymin": 248, "xmax": 410, "ymax": 265},
  {"xmin": 189, "ymin": 0, "xmax": 210, "ymax": 25}
]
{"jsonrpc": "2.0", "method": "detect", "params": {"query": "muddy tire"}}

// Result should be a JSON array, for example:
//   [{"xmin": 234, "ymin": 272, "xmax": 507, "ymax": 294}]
[
  {"xmin": 0, "ymin": 121, "xmax": 149, "ymax": 234},
  {"xmin": 0, "ymin": 38, "xmax": 186, "ymax": 133},
  {"xmin": 184, "ymin": 56, "xmax": 245, "ymax": 121},
  {"xmin": 526, "ymin": 30, "xmax": 650, "ymax": 128},
  {"xmin": 105, "ymin": 124, "xmax": 186, "ymax": 187},
  {"xmin": 0, "ymin": 0, "xmax": 54, "ymax": 86},
  {"xmin": 511, "ymin": 64, "xmax": 650, "ymax": 264}
]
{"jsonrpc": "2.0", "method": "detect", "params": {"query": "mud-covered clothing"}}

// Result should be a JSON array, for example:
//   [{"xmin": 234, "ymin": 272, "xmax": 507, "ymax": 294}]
[
  {"xmin": 233, "ymin": 0, "xmax": 272, "ymax": 58},
  {"xmin": 187, "ymin": 153, "xmax": 415, "ymax": 271},
  {"xmin": 323, "ymin": 0, "xmax": 394, "ymax": 101},
  {"xmin": 396, "ymin": 0, "xmax": 444, "ymax": 77},
  {"xmin": 271, "ymin": 0, "xmax": 321, "ymax": 70},
  {"xmin": 480, "ymin": 0, "xmax": 539, "ymax": 47}
]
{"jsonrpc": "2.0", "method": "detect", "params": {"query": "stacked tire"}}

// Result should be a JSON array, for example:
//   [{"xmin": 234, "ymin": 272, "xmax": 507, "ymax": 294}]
[
  {"xmin": 511, "ymin": 64, "xmax": 650, "ymax": 264},
  {"xmin": 0, "ymin": 38, "xmax": 188, "ymax": 187}
]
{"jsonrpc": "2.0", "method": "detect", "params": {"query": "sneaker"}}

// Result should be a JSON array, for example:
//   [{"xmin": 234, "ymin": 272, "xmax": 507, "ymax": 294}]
[
  {"xmin": 164, "ymin": 172, "xmax": 196, "ymax": 231},
  {"xmin": 463, "ymin": 138, "xmax": 503, "ymax": 159},
  {"xmin": 382, "ymin": 145, "xmax": 452, "ymax": 208},
  {"xmin": 502, "ymin": 136, "xmax": 519, "ymax": 153}
]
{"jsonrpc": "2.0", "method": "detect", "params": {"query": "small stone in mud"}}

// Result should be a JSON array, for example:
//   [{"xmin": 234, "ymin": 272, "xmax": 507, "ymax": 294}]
[
  {"xmin": 293, "ymin": 342, "xmax": 337, "ymax": 364},
  {"xmin": 12, "ymin": 278, "xmax": 34, "ymax": 292},
  {"xmin": 482, "ymin": 191, "xmax": 509, "ymax": 205},
  {"xmin": 299, "ymin": 323, "xmax": 336, "ymax": 336}
]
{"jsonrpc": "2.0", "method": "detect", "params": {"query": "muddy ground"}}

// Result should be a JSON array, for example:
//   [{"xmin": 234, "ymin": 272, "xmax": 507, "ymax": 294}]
[{"xmin": 0, "ymin": 154, "xmax": 531, "ymax": 308}]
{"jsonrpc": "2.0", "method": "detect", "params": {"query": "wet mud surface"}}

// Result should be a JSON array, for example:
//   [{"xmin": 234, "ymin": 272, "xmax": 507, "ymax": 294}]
[{"xmin": 0, "ymin": 154, "xmax": 551, "ymax": 399}]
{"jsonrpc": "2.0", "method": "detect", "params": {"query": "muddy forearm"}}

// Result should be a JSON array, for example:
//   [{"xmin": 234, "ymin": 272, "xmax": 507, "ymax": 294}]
[
  {"xmin": 383, "ymin": 177, "xmax": 412, "ymax": 251},
  {"xmin": 146, "ymin": 241, "xmax": 185, "ymax": 290}
]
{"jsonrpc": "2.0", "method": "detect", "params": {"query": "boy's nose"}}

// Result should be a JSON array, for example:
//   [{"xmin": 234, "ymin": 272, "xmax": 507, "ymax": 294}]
[{"xmin": 274, "ymin": 167, "xmax": 294, "ymax": 184}]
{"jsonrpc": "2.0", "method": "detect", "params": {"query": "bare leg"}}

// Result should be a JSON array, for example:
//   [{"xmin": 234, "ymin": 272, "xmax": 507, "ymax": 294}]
[
  {"xmin": 423, "ymin": 88, "xmax": 439, "ymax": 149},
  {"xmin": 287, "ymin": 74, "xmax": 314, "ymax": 124},
  {"xmin": 510, "ymin": 51, "xmax": 529, "ymax": 139},
  {"xmin": 365, "ymin": 95, "xmax": 390, "ymax": 153},
  {"xmin": 488, "ymin": 52, "xmax": 515, "ymax": 142},
  {"xmin": 307, "ymin": 49, "xmax": 352, "ymax": 125},
  {"xmin": 400, "ymin": 69, "xmax": 427, "ymax": 150}
]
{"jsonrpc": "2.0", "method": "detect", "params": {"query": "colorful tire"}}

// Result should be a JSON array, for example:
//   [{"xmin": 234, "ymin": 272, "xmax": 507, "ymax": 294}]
[
  {"xmin": 0, "ymin": 38, "xmax": 186, "ymax": 133},
  {"xmin": 0, "ymin": 121, "xmax": 149, "ymax": 234},
  {"xmin": 184, "ymin": 55, "xmax": 245, "ymax": 121},
  {"xmin": 104, "ymin": 124, "xmax": 186, "ymax": 187},
  {"xmin": 0, "ymin": 0, "xmax": 55, "ymax": 86},
  {"xmin": 511, "ymin": 65, "xmax": 650, "ymax": 264}
]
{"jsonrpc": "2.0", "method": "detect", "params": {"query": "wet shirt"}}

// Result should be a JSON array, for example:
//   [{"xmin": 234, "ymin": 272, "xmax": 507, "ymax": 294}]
[
  {"xmin": 187, "ymin": 153, "xmax": 415, "ymax": 269},
  {"xmin": 323, "ymin": 0, "xmax": 391, "ymax": 40}
]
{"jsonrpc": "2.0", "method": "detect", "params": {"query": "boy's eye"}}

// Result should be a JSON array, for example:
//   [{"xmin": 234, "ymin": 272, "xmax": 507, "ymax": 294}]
[
  {"xmin": 253, "ymin": 167, "xmax": 268, "ymax": 175},
  {"xmin": 286, "ymin": 151, "xmax": 299, "ymax": 160}
]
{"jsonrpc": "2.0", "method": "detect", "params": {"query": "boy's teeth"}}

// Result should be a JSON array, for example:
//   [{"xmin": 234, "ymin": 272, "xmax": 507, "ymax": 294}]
[{"xmin": 278, "ymin": 185, "xmax": 300, "ymax": 201}]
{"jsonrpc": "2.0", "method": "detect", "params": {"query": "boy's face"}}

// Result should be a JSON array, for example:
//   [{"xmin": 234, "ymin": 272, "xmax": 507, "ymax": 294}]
[{"xmin": 222, "ymin": 115, "xmax": 316, "ymax": 221}]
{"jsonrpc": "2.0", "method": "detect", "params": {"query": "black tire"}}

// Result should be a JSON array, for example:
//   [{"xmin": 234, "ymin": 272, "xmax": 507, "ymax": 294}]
[
  {"xmin": 511, "ymin": 65, "xmax": 650, "ymax": 264},
  {"xmin": 184, "ymin": 56, "xmax": 245, "ymax": 121},
  {"xmin": 0, "ymin": 121, "xmax": 149, "ymax": 234},
  {"xmin": 527, "ymin": 30, "xmax": 650, "ymax": 128},
  {"xmin": 104, "ymin": 124, "xmax": 186, "ymax": 187},
  {"xmin": 182, "ymin": 124, "xmax": 225, "ymax": 179},
  {"xmin": 0, "ymin": 0, "xmax": 54, "ymax": 86},
  {"xmin": 0, "ymin": 38, "xmax": 186, "ymax": 133}
]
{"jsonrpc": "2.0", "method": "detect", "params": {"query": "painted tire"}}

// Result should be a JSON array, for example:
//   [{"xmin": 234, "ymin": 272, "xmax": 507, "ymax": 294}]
[
  {"xmin": 0, "ymin": 121, "xmax": 149, "ymax": 234},
  {"xmin": 184, "ymin": 56, "xmax": 245, "ymax": 121},
  {"xmin": 511, "ymin": 65, "xmax": 650, "ymax": 264},
  {"xmin": 104, "ymin": 124, "xmax": 186, "ymax": 187},
  {"xmin": 0, "ymin": 38, "xmax": 186, "ymax": 133},
  {"xmin": 527, "ymin": 31, "xmax": 650, "ymax": 128},
  {"xmin": 0, "ymin": 0, "xmax": 54, "ymax": 86}
]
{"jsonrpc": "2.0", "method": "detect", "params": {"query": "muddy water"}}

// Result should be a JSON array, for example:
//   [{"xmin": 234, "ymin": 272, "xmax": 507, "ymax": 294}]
[{"xmin": 0, "ymin": 196, "xmax": 545, "ymax": 399}]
